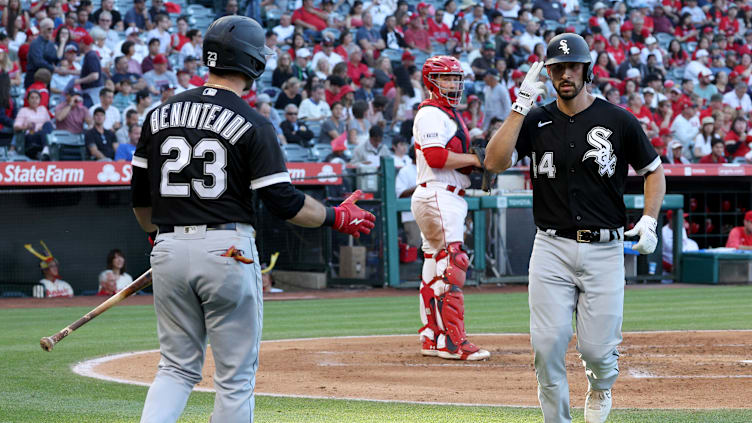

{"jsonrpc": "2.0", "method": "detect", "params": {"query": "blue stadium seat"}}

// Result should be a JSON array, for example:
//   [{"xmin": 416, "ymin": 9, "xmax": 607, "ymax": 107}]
[
  {"xmin": 282, "ymin": 143, "xmax": 312, "ymax": 162},
  {"xmin": 1, "ymin": 291, "xmax": 27, "ymax": 297},
  {"xmin": 311, "ymin": 143, "xmax": 332, "ymax": 161},
  {"xmin": 47, "ymin": 130, "xmax": 87, "ymax": 161},
  {"xmin": 656, "ymin": 33, "xmax": 673, "ymax": 51}
]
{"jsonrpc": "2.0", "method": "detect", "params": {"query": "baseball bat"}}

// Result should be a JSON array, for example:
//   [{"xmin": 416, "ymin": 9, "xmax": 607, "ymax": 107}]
[{"xmin": 40, "ymin": 268, "xmax": 153, "ymax": 352}]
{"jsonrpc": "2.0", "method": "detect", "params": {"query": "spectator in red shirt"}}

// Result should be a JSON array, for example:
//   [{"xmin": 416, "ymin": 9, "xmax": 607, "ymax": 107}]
[
  {"xmin": 724, "ymin": 116, "xmax": 751, "ymax": 159},
  {"xmin": 427, "ymin": 9, "xmax": 452, "ymax": 45},
  {"xmin": 404, "ymin": 15, "xmax": 431, "ymax": 53},
  {"xmin": 720, "ymin": 4, "xmax": 741, "ymax": 36},
  {"xmin": 461, "ymin": 94, "xmax": 484, "ymax": 130},
  {"xmin": 674, "ymin": 13, "xmax": 698, "ymax": 43},
  {"xmin": 700, "ymin": 93, "xmax": 723, "ymax": 120},
  {"xmin": 725, "ymin": 211, "xmax": 752, "ymax": 250},
  {"xmin": 26, "ymin": 68, "xmax": 51, "ymax": 108},
  {"xmin": 699, "ymin": 138, "xmax": 728, "ymax": 163},
  {"xmin": 171, "ymin": 15, "xmax": 190, "ymax": 51},
  {"xmin": 292, "ymin": 0, "xmax": 328, "ymax": 33},
  {"xmin": 651, "ymin": 137, "xmax": 671, "ymax": 163},
  {"xmin": 628, "ymin": 92, "xmax": 658, "ymax": 136},
  {"xmin": 346, "ymin": 47, "xmax": 369, "ymax": 87}
]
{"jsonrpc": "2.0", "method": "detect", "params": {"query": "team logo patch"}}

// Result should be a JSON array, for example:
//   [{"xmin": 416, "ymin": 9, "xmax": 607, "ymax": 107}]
[
  {"xmin": 559, "ymin": 40, "xmax": 570, "ymax": 55},
  {"xmin": 583, "ymin": 126, "xmax": 617, "ymax": 177}
]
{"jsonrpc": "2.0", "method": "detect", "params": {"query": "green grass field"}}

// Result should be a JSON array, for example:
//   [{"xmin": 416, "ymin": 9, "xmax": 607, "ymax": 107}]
[{"xmin": 2, "ymin": 285, "xmax": 752, "ymax": 422}]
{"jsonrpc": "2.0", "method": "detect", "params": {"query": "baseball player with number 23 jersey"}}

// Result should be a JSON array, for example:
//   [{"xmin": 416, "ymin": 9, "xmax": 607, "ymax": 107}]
[
  {"xmin": 130, "ymin": 16, "xmax": 375, "ymax": 423},
  {"xmin": 486, "ymin": 34, "xmax": 666, "ymax": 423},
  {"xmin": 411, "ymin": 56, "xmax": 490, "ymax": 361}
]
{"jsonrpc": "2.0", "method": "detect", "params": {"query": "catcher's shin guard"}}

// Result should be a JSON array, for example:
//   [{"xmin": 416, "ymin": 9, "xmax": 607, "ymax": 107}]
[
  {"xmin": 444, "ymin": 242, "xmax": 469, "ymax": 287},
  {"xmin": 419, "ymin": 279, "xmax": 441, "ymax": 356}
]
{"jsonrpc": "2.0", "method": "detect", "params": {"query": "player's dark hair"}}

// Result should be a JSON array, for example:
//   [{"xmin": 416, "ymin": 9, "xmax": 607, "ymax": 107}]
[{"xmin": 106, "ymin": 249, "xmax": 126, "ymax": 273}]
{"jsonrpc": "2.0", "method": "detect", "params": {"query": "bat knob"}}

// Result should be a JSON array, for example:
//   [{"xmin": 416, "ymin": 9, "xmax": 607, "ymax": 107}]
[{"xmin": 40, "ymin": 337, "xmax": 55, "ymax": 352}]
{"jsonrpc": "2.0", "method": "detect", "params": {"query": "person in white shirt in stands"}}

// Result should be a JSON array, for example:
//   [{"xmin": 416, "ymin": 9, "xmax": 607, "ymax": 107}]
[
  {"xmin": 93, "ymin": 10, "xmax": 120, "ymax": 52},
  {"xmin": 351, "ymin": 125, "xmax": 392, "ymax": 166},
  {"xmin": 518, "ymin": 20, "xmax": 544, "ymax": 54},
  {"xmin": 364, "ymin": 0, "xmax": 397, "ymax": 27},
  {"xmin": 640, "ymin": 36, "xmax": 663, "ymax": 65},
  {"xmin": 722, "ymin": 81, "xmax": 752, "ymax": 114},
  {"xmin": 311, "ymin": 36, "xmax": 343, "ymax": 71},
  {"xmin": 683, "ymin": 49, "xmax": 712, "ymax": 85},
  {"xmin": 670, "ymin": 100, "xmax": 700, "ymax": 160},
  {"xmin": 179, "ymin": 29, "xmax": 203, "ymax": 69},
  {"xmin": 273, "ymin": 13, "xmax": 295, "ymax": 43},
  {"xmin": 103, "ymin": 248, "xmax": 133, "ymax": 292},
  {"xmin": 25, "ymin": 242, "xmax": 74, "ymax": 298},
  {"xmin": 298, "ymin": 84, "xmax": 332, "ymax": 122},
  {"xmin": 146, "ymin": 13, "xmax": 172, "ymax": 55},
  {"xmin": 117, "ymin": 27, "xmax": 150, "ymax": 63},
  {"xmin": 661, "ymin": 209, "xmax": 698, "ymax": 278},
  {"xmin": 392, "ymin": 136, "xmax": 411, "ymax": 168},
  {"xmin": 395, "ymin": 145, "xmax": 421, "ymax": 248},
  {"xmin": 88, "ymin": 88, "xmax": 122, "ymax": 131}
]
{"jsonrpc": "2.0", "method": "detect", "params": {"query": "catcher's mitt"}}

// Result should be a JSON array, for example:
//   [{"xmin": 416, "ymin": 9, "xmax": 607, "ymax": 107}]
[{"xmin": 472, "ymin": 146, "xmax": 497, "ymax": 193}]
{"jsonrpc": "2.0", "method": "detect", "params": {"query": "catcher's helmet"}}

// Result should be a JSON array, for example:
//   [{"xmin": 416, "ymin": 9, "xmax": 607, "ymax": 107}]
[
  {"xmin": 203, "ymin": 16, "xmax": 272, "ymax": 84},
  {"xmin": 544, "ymin": 33, "xmax": 593, "ymax": 83},
  {"xmin": 422, "ymin": 55, "xmax": 464, "ymax": 108}
]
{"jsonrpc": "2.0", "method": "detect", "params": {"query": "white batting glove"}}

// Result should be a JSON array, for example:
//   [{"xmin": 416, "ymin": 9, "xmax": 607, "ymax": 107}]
[
  {"xmin": 624, "ymin": 215, "xmax": 658, "ymax": 255},
  {"xmin": 512, "ymin": 61, "xmax": 546, "ymax": 116}
]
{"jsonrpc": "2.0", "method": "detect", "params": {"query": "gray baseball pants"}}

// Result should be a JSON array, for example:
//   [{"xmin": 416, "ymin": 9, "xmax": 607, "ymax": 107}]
[
  {"xmin": 140, "ymin": 224, "xmax": 262, "ymax": 423},
  {"xmin": 528, "ymin": 229, "xmax": 624, "ymax": 423}
]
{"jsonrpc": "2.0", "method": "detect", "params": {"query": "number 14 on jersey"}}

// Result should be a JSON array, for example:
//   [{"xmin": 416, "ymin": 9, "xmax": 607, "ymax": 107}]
[{"xmin": 532, "ymin": 152, "xmax": 556, "ymax": 179}]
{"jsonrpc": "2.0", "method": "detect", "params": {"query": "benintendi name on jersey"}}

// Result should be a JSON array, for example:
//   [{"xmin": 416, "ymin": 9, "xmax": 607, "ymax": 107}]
[{"xmin": 149, "ymin": 95, "xmax": 253, "ymax": 144}]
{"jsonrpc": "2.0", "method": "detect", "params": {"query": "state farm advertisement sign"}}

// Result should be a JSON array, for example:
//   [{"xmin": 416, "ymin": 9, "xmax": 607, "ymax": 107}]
[{"xmin": 0, "ymin": 161, "xmax": 342, "ymax": 186}]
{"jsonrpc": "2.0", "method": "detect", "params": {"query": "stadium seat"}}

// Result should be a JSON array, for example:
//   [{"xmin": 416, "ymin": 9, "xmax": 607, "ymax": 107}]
[
  {"xmin": 282, "ymin": 143, "xmax": 312, "ymax": 162},
  {"xmin": 1, "ymin": 291, "xmax": 27, "ymax": 297},
  {"xmin": 311, "ymin": 143, "xmax": 332, "ymax": 161},
  {"xmin": 261, "ymin": 86, "xmax": 282, "ymax": 103},
  {"xmin": 381, "ymin": 49, "xmax": 403, "ymax": 63},
  {"xmin": 656, "ymin": 33, "xmax": 673, "ymax": 50},
  {"xmin": 47, "ymin": 130, "xmax": 87, "ymax": 161},
  {"xmin": 323, "ymin": 28, "xmax": 341, "ymax": 42}
]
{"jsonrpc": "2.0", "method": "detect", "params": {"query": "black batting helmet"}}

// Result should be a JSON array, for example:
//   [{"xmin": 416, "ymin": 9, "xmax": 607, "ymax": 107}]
[
  {"xmin": 544, "ymin": 33, "xmax": 593, "ymax": 83},
  {"xmin": 203, "ymin": 16, "xmax": 272, "ymax": 83}
]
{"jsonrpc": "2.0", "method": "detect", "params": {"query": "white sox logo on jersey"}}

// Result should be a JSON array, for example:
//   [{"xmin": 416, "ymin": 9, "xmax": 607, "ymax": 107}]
[
  {"xmin": 583, "ymin": 126, "xmax": 617, "ymax": 177},
  {"xmin": 559, "ymin": 39, "xmax": 570, "ymax": 55}
]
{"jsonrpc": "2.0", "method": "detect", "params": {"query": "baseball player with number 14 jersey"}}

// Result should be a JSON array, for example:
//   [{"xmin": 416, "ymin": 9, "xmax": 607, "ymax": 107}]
[{"xmin": 485, "ymin": 33, "xmax": 666, "ymax": 423}]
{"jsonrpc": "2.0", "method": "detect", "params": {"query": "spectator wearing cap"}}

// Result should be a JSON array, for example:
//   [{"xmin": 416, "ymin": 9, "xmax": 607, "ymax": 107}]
[
  {"xmin": 640, "ymin": 36, "xmax": 663, "ymax": 65},
  {"xmin": 616, "ymin": 46, "xmax": 649, "ymax": 81},
  {"xmin": 694, "ymin": 117, "xmax": 723, "ymax": 160},
  {"xmin": 670, "ymin": 100, "xmax": 700, "ymax": 161},
  {"xmin": 88, "ymin": 88, "xmax": 121, "ymax": 131},
  {"xmin": 24, "ymin": 18, "xmax": 58, "ymax": 89},
  {"xmin": 694, "ymin": 69, "xmax": 717, "ymax": 104},
  {"xmin": 404, "ymin": 14, "xmax": 431, "ymax": 54},
  {"xmin": 722, "ymin": 82, "xmax": 752, "ymax": 114},
  {"xmin": 725, "ymin": 210, "xmax": 752, "ymax": 250},
  {"xmin": 700, "ymin": 93, "xmax": 723, "ymax": 121},
  {"xmin": 85, "ymin": 107, "xmax": 118, "ymax": 160},
  {"xmin": 13, "ymin": 90, "xmax": 53, "ymax": 160},
  {"xmin": 724, "ymin": 116, "xmax": 751, "ymax": 160},
  {"xmin": 292, "ymin": 48, "xmax": 314, "ymax": 83},
  {"xmin": 668, "ymin": 140, "xmax": 691, "ymax": 164},
  {"xmin": 281, "ymin": 103, "xmax": 315, "ymax": 146},
  {"xmin": 124, "ymin": 89, "xmax": 153, "ymax": 125},
  {"xmin": 182, "ymin": 56, "xmax": 206, "ymax": 87},
  {"xmin": 351, "ymin": 125, "xmax": 391, "ymax": 166},
  {"xmin": 143, "ymin": 54, "xmax": 178, "ymax": 97},
  {"xmin": 55, "ymin": 88, "xmax": 93, "ymax": 134},
  {"xmin": 380, "ymin": 15, "xmax": 409, "ymax": 50},
  {"xmin": 320, "ymin": 101, "xmax": 349, "ymax": 145},
  {"xmin": 482, "ymin": 68, "xmax": 512, "ymax": 130},
  {"xmin": 117, "ymin": 28, "xmax": 149, "ymax": 66},
  {"xmin": 312, "ymin": 36, "xmax": 344, "ymax": 72},
  {"xmin": 179, "ymin": 29, "xmax": 203, "ymax": 69},
  {"xmin": 91, "ymin": 0, "xmax": 122, "ymax": 31},
  {"xmin": 124, "ymin": 0, "xmax": 151, "ymax": 31},
  {"xmin": 683, "ymin": 49, "xmax": 712, "ymax": 85},
  {"xmin": 471, "ymin": 42, "xmax": 497, "ymax": 81},
  {"xmin": 462, "ymin": 94, "xmax": 485, "ymax": 130},
  {"xmin": 299, "ymin": 83, "xmax": 332, "ymax": 122},
  {"xmin": 146, "ymin": 13, "xmax": 172, "ymax": 55},
  {"xmin": 354, "ymin": 70, "xmax": 376, "ymax": 102},
  {"xmin": 650, "ymin": 136, "xmax": 670, "ymax": 164}
]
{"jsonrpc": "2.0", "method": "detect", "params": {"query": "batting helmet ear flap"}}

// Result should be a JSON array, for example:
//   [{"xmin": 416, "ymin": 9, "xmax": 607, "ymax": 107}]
[{"xmin": 585, "ymin": 61, "xmax": 594, "ymax": 83}]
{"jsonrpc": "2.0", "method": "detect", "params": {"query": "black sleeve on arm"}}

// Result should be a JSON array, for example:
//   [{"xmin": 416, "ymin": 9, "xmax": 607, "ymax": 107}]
[
  {"xmin": 257, "ymin": 182, "xmax": 306, "ymax": 220},
  {"xmin": 131, "ymin": 166, "xmax": 152, "ymax": 207}
]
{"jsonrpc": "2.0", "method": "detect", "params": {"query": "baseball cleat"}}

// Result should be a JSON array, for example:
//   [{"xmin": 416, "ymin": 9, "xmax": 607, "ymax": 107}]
[
  {"xmin": 584, "ymin": 388, "xmax": 612, "ymax": 423},
  {"xmin": 421, "ymin": 338, "xmax": 439, "ymax": 357},
  {"xmin": 437, "ymin": 340, "xmax": 490, "ymax": 361}
]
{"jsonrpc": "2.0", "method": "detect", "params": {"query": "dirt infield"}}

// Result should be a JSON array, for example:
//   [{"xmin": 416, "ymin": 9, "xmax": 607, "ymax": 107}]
[{"xmin": 88, "ymin": 331, "xmax": 752, "ymax": 409}]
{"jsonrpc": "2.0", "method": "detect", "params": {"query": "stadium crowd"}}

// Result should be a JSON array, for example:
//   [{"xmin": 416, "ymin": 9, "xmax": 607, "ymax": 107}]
[{"xmin": 0, "ymin": 0, "xmax": 752, "ymax": 166}]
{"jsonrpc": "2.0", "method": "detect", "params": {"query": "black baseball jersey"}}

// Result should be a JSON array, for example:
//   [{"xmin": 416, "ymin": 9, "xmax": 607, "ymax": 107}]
[
  {"xmin": 516, "ymin": 97, "xmax": 660, "ymax": 231},
  {"xmin": 131, "ymin": 86, "xmax": 290, "ymax": 225}
]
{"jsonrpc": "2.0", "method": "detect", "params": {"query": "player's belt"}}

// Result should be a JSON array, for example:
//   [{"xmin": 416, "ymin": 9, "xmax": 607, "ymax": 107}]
[
  {"xmin": 419, "ymin": 182, "xmax": 465, "ymax": 197},
  {"xmin": 158, "ymin": 223, "xmax": 238, "ymax": 234},
  {"xmin": 544, "ymin": 228, "xmax": 622, "ymax": 243}
]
